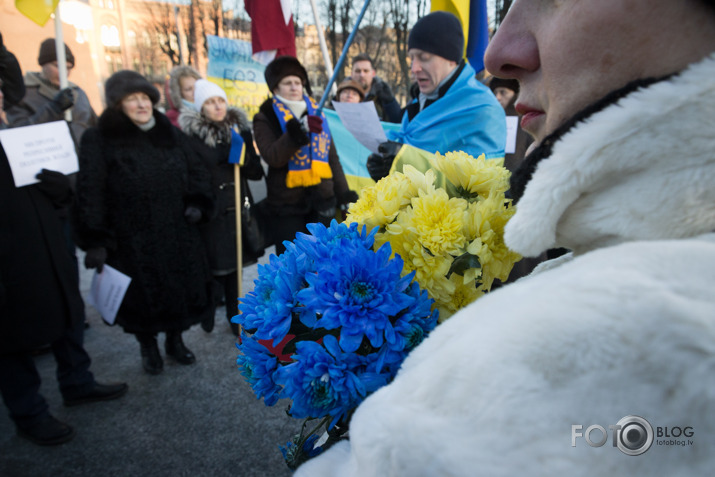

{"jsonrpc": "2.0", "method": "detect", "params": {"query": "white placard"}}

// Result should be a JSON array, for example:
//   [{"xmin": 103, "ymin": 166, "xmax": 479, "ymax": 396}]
[
  {"xmin": 0, "ymin": 121, "xmax": 79, "ymax": 187},
  {"xmin": 505, "ymin": 116, "xmax": 519, "ymax": 155},
  {"xmin": 87, "ymin": 265, "xmax": 132, "ymax": 325},
  {"xmin": 332, "ymin": 101, "xmax": 388, "ymax": 153}
]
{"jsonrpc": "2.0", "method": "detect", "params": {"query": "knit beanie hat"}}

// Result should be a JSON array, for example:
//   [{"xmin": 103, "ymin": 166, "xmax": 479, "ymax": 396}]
[
  {"xmin": 104, "ymin": 70, "xmax": 160, "ymax": 108},
  {"xmin": 193, "ymin": 79, "xmax": 227, "ymax": 111},
  {"xmin": 407, "ymin": 11, "xmax": 464, "ymax": 63},
  {"xmin": 38, "ymin": 38, "xmax": 75, "ymax": 67},
  {"xmin": 264, "ymin": 56, "xmax": 312, "ymax": 96}
]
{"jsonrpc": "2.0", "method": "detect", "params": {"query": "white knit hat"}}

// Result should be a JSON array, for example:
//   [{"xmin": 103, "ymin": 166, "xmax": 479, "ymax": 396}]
[{"xmin": 193, "ymin": 79, "xmax": 228, "ymax": 111}]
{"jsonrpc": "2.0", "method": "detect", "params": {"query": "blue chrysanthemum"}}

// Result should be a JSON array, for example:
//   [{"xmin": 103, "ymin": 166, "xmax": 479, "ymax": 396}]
[
  {"xmin": 293, "ymin": 220, "xmax": 376, "ymax": 261},
  {"xmin": 236, "ymin": 246, "xmax": 314, "ymax": 345},
  {"xmin": 297, "ymin": 242, "xmax": 415, "ymax": 352},
  {"xmin": 273, "ymin": 336, "xmax": 369, "ymax": 425},
  {"xmin": 236, "ymin": 337, "xmax": 282, "ymax": 406}
]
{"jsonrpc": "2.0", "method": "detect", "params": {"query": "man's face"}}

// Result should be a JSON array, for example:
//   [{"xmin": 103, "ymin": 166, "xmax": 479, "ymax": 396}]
[
  {"xmin": 408, "ymin": 49, "xmax": 457, "ymax": 95},
  {"xmin": 351, "ymin": 60, "xmax": 375, "ymax": 91},
  {"xmin": 41, "ymin": 61, "xmax": 72, "ymax": 87},
  {"xmin": 484, "ymin": 0, "xmax": 715, "ymax": 144}
]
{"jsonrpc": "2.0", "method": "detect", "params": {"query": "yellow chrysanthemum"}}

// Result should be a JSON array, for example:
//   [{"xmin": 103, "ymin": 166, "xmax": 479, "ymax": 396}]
[
  {"xmin": 431, "ymin": 151, "xmax": 511, "ymax": 201},
  {"xmin": 435, "ymin": 274, "xmax": 484, "ymax": 322},
  {"xmin": 346, "ymin": 172, "xmax": 412, "ymax": 230},
  {"xmin": 402, "ymin": 165, "xmax": 437, "ymax": 197},
  {"xmin": 392, "ymin": 188, "xmax": 468, "ymax": 256}
]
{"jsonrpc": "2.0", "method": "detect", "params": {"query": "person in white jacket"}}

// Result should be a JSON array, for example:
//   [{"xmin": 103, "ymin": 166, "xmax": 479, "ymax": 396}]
[{"xmin": 295, "ymin": 0, "xmax": 715, "ymax": 475}]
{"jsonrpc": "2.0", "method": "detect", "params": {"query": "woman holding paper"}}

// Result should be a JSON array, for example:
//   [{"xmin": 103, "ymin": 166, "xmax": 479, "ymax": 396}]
[
  {"xmin": 74, "ymin": 70, "xmax": 214, "ymax": 375},
  {"xmin": 252, "ymin": 56, "xmax": 356, "ymax": 255},
  {"xmin": 179, "ymin": 79, "xmax": 264, "ymax": 335}
]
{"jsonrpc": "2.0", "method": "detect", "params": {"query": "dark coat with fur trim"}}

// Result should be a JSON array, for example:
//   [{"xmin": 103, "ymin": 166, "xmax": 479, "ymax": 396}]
[
  {"xmin": 0, "ymin": 126, "xmax": 84, "ymax": 354},
  {"xmin": 179, "ymin": 107, "xmax": 264, "ymax": 272},
  {"xmin": 74, "ymin": 108, "xmax": 214, "ymax": 334},
  {"xmin": 253, "ymin": 98, "xmax": 350, "ymax": 216}
]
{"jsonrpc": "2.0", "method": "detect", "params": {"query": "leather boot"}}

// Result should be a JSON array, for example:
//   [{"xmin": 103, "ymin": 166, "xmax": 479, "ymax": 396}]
[
  {"xmin": 165, "ymin": 331, "xmax": 196, "ymax": 365},
  {"xmin": 136, "ymin": 333, "xmax": 163, "ymax": 375}
]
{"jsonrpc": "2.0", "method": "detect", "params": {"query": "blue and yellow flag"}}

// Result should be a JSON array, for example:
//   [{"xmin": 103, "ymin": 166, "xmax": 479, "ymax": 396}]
[
  {"xmin": 431, "ymin": 0, "xmax": 489, "ymax": 72},
  {"xmin": 16, "ymin": 0, "xmax": 59, "ymax": 27}
]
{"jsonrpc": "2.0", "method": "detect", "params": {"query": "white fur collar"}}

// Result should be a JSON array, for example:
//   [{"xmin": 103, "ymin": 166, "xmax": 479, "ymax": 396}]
[{"xmin": 505, "ymin": 54, "xmax": 715, "ymax": 257}]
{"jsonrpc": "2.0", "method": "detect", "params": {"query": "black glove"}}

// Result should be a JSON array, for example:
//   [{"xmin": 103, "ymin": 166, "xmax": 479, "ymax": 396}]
[
  {"xmin": 49, "ymin": 88, "xmax": 75, "ymax": 114},
  {"xmin": 338, "ymin": 189, "xmax": 359, "ymax": 206},
  {"xmin": 366, "ymin": 141, "xmax": 403, "ymax": 181},
  {"xmin": 35, "ymin": 169, "xmax": 72, "ymax": 205},
  {"xmin": 286, "ymin": 117, "xmax": 310, "ymax": 146},
  {"xmin": 85, "ymin": 247, "xmax": 107, "ymax": 273},
  {"xmin": 184, "ymin": 206, "xmax": 202, "ymax": 224}
]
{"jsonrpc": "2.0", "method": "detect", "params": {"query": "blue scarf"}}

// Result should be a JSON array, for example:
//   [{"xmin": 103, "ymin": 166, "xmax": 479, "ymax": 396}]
[
  {"xmin": 389, "ymin": 62, "xmax": 506, "ymax": 159},
  {"xmin": 272, "ymin": 94, "xmax": 332, "ymax": 188}
]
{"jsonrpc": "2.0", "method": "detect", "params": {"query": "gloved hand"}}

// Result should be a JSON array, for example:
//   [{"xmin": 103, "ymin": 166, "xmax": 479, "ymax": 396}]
[
  {"xmin": 85, "ymin": 247, "xmax": 107, "ymax": 273},
  {"xmin": 35, "ymin": 169, "xmax": 71, "ymax": 204},
  {"xmin": 366, "ymin": 141, "xmax": 403, "ymax": 181},
  {"xmin": 300, "ymin": 115, "xmax": 323, "ymax": 135},
  {"xmin": 338, "ymin": 189, "xmax": 359, "ymax": 206},
  {"xmin": 286, "ymin": 118, "xmax": 310, "ymax": 146},
  {"xmin": 49, "ymin": 88, "xmax": 75, "ymax": 114},
  {"xmin": 184, "ymin": 206, "xmax": 202, "ymax": 224}
]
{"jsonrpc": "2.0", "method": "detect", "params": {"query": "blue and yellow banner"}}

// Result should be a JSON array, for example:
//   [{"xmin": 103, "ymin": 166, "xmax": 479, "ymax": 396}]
[{"xmin": 206, "ymin": 35, "xmax": 270, "ymax": 119}]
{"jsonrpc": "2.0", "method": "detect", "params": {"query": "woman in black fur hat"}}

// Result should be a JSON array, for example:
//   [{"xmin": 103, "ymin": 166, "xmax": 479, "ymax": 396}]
[
  {"xmin": 253, "ymin": 56, "xmax": 356, "ymax": 255},
  {"xmin": 73, "ymin": 70, "xmax": 215, "ymax": 375},
  {"xmin": 179, "ymin": 79, "xmax": 265, "ymax": 336}
]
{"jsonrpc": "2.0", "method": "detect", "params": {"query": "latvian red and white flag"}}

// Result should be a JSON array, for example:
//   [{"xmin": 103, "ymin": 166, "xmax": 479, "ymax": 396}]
[{"xmin": 244, "ymin": 0, "xmax": 296, "ymax": 65}]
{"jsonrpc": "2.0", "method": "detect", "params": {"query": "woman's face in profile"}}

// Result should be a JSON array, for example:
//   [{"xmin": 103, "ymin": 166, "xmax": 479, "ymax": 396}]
[{"xmin": 484, "ymin": 0, "xmax": 715, "ymax": 144}]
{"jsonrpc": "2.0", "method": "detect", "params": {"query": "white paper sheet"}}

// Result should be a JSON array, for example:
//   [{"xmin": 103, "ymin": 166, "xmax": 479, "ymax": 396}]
[
  {"xmin": 0, "ymin": 121, "xmax": 79, "ymax": 187},
  {"xmin": 505, "ymin": 116, "xmax": 519, "ymax": 155},
  {"xmin": 87, "ymin": 265, "xmax": 132, "ymax": 325},
  {"xmin": 332, "ymin": 101, "xmax": 388, "ymax": 153}
]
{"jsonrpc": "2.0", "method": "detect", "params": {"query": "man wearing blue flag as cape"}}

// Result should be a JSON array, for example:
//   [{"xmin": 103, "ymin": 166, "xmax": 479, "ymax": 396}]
[{"xmin": 366, "ymin": 11, "xmax": 506, "ymax": 181}]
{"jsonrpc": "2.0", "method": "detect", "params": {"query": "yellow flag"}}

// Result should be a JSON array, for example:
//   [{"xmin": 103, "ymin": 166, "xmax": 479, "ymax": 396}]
[
  {"xmin": 15, "ymin": 0, "xmax": 60, "ymax": 27},
  {"xmin": 430, "ymin": 0, "xmax": 470, "ymax": 56}
]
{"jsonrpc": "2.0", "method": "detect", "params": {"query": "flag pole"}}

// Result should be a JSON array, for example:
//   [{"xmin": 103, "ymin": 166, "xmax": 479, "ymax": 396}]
[
  {"xmin": 308, "ymin": 0, "xmax": 337, "ymax": 98},
  {"xmin": 53, "ymin": 2, "xmax": 72, "ymax": 121},
  {"xmin": 316, "ymin": 0, "xmax": 372, "ymax": 114}
]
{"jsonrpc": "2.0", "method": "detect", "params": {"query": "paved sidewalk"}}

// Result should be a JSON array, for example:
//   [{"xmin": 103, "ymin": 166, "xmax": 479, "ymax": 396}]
[{"xmin": 0, "ymin": 247, "xmax": 301, "ymax": 477}]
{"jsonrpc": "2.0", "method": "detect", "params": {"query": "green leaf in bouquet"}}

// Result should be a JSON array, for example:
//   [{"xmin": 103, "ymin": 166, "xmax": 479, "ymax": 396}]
[{"xmin": 447, "ymin": 252, "xmax": 481, "ymax": 278}]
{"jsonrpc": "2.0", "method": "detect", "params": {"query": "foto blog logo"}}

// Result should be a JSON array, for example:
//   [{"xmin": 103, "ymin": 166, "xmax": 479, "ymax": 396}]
[{"xmin": 571, "ymin": 415, "xmax": 694, "ymax": 456}]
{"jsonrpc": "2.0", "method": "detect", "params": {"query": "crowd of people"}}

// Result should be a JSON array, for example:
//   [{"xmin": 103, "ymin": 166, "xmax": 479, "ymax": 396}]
[
  {"xmin": 6, "ymin": 3, "xmax": 710, "ymax": 474},
  {"xmin": 0, "ymin": 10, "xmax": 555, "ymax": 450}
]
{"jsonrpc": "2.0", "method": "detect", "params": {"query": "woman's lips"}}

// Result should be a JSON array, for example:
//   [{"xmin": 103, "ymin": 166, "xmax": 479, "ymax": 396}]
[{"xmin": 515, "ymin": 103, "xmax": 545, "ymax": 130}]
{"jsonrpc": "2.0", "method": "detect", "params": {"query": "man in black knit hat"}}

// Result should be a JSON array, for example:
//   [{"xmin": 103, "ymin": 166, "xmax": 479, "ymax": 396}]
[{"xmin": 366, "ymin": 11, "xmax": 506, "ymax": 181}]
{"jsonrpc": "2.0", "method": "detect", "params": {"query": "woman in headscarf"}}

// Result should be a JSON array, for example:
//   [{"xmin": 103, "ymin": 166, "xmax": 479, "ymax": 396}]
[
  {"xmin": 74, "ymin": 70, "xmax": 214, "ymax": 375},
  {"xmin": 252, "ymin": 56, "xmax": 357, "ymax": 255}
]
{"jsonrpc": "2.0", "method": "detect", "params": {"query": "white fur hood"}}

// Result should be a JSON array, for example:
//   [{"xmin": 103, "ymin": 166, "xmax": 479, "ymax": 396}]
[{"xmin": 506, "ymin": 53, "xmax": 715, "ymax": 257}]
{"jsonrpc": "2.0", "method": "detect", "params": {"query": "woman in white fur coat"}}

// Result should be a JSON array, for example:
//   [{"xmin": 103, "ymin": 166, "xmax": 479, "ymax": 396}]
[{"xmin": 295, "ymin": 0, "xmax": 715, "ymax": 475}]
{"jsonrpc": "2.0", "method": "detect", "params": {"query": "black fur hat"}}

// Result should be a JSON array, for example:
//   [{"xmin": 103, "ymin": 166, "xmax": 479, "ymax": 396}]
[
  {"xmin": 104, "ymin": 70, "xmax": 160, "ymax": 108},
  {"xmin": 264, "ymin": 56, "xmax": 312, "ymax": 96}
]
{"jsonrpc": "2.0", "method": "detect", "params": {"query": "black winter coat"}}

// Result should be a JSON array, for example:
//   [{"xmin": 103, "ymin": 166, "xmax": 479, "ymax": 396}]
[
  {"xmin": 0, "ymin": 130, "xmax": 84, "ymax": 353},
  {"xmin": 74, "ymin": 109, "xmax": 214, "ymax": 334},
  {"xmin": 253, "ymin": 98, "xmax": 350, "ymax": 216},
  {"xmin": 179, "ymin": 107, "xmax": 264, "ymax": 273}
]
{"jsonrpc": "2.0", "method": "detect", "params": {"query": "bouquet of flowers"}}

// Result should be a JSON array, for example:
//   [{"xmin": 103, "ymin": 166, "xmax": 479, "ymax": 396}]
[
  {"xmin": 234, "ymin": 220, "xmax": 438, "ymax": 469},
  {"xmin": 346, "ymin": 151, "xmax": 521, "ymax": 321}
]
